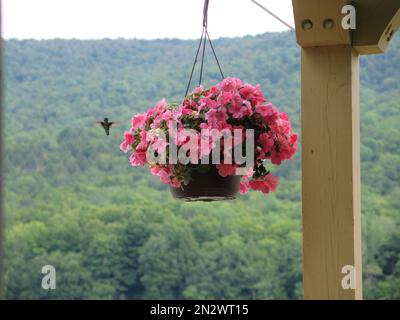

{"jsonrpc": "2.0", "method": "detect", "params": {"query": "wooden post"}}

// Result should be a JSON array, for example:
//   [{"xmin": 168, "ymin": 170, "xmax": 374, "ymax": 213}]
[
  {"xmin": 302, "ymin": 45, "xmax": 362, "ymax": 299},
  {"xmin": 292, "ymin": 0, "xmax": 400, "ymax": 299}
]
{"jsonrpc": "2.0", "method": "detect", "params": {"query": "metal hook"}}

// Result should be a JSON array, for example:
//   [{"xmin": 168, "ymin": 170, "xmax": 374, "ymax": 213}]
[{"xmin": 203, "ymin": 0, "xmax": 209, "ymax": 28}]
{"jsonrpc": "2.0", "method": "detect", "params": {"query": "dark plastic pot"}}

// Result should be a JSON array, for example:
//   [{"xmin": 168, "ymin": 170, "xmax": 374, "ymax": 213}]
[{"xmin": 170, "ymin": 165, "xmax": 241, "ymax": 201}]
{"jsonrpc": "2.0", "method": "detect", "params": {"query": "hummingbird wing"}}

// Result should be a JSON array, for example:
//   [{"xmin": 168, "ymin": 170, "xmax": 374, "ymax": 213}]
[
  {"xmin": 95, "ymin": 121, "xmax": 109, "ymax": 135},
  {"xmin": 95, "ymin": 120, "xmax": 120, "ymax": 135}
]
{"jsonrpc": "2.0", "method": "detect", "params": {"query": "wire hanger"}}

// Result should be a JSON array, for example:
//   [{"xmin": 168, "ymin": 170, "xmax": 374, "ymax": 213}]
[
  {"xmin": 184, "ymin": 0, "xmax": 295, "ymax": 97},
  {"xmin": 249, "ymin": 0, "xmax": 295, "ymax": 31},
  {"xmin": 185, "ymin": 0, "xmax": 225, "ymax": 97}
]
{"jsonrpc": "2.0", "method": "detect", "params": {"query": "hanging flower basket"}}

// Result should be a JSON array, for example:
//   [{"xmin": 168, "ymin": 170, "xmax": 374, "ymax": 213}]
[
  {"xmin": 120, "ymin": 78, "xmax": 298, "ymax": 201},
  {"xmin": 119, "ymin": 1, "xmax": 297, "ymax": 201}
]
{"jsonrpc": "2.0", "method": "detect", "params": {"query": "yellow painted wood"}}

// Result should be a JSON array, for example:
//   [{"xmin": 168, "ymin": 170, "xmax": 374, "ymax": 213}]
[
  {"xmin": 301, "ymin": 45, "xmax": 362, "ymax": 299},
  {"xmin": 353, "ymin": 0, "xmax": 400, "ymax": 54},
  {"xmin": 292, "ymin": 0, "xmax": 351, "ymax": 47}
]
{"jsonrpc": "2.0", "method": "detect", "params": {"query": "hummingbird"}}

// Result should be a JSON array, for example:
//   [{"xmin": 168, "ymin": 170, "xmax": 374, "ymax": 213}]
[{"xmin": 96, "ymin": 118, "xmax": 118, "ymax": 136}]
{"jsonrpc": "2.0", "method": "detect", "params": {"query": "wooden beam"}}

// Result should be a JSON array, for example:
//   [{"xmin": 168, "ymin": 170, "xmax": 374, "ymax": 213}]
[
  {"xmin": 353, "ymin": 0, "xmax": 400, "ymax": 55},
  {"xmin": 292, "ymin": 0, "xmax": 400, "ymax": 54},
  {"xmin": 292, "ymin": 0, "xmax": 351, "ymax": 47},
  {"xmin": 301, "ymin": 45, "xmax": 362, "ymax": 299}
]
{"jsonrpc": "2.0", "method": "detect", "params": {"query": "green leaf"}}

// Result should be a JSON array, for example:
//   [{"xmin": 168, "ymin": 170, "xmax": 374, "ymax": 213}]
[
  {"xmin": 183, "ymin": 174, "xmax": 192, "ymax": 186},
  {"xmin": 183, "ymin": 169, "xmax": 193, "ymax": 186}
]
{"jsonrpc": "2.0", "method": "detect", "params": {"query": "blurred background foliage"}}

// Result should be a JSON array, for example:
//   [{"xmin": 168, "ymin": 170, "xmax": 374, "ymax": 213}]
[{"xmin": 3, "ymin": 31, "xmax": 399, "ymax": 299}]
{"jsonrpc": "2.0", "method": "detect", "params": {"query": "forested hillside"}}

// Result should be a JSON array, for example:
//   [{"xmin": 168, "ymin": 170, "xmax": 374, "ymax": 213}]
[{"xmin": 3, "ymin": 31, "xmax": 400, "ymax": 299}]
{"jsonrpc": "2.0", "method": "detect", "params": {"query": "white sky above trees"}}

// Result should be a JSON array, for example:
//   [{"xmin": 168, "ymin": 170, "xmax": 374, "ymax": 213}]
[{"xmin": 3, "ymin": 0, "xmax": 294, "ymax": 39}]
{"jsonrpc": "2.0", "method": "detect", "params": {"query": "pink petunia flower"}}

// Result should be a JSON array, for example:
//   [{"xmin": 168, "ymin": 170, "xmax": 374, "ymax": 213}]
[
  {"xmin": 129, "ymin": 149, "xmax": 147, "ymax": 166},
  {"xmin": 199, "ymin": 97, "xmax": 218, "ymax": 110},
  {"xmin": 120, "ymin": 131, "xmax": 135, "ymax": 153},
  {"xmin": 219, "ymin": 77, "xmax": 242, "ymax": 92},
  {"xmin": 136, "ymin": 130, "xmax": 148, "ymax": 150},
  {"xmin": 217, "ymin": 91, "xmax": 234, "ymax": 106},
  {"xmin": 216, "ymin": 164, "xmax": 236, "ymax": 177},
  {"xmin": 131, "ymin": 113, "xmax": 147, "ymax": 130},
  {"xmin": 205, "ymin": 108, "xmax": 229, "ymax": 129},
  {"xmin": 258, "ymin": 132, "xmax": 275, "ymax": 154},
  {"xmin": 255, "ymin": 103, "xmax": 279, "ymax": 123},
  {"xmin": 249, "ymin": 174, "xmax": 278, "ymax": 194},
  {"xmin": 239, "ymin": 181, "xmax": 250, "ymax": 194},
  {"xmin": 193, "ymin": 85, "xmax": 205, "ymax": 95},
  {"xmin": 239, "ymin": 83, "xmax": 266, "ymax": 106},
  {"xmin": 228, "ymin": 100, "xmax": 247, "ymax": 119}
]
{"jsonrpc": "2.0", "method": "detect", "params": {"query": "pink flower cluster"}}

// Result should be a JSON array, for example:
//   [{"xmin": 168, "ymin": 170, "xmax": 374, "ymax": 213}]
[{"xmin": 120, "ymin": 78, "xmax": 298, "ymax": 195}]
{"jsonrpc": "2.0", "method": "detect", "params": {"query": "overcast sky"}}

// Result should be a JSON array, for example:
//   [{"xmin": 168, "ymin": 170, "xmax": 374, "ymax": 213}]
[{"xmin": 3, "ymin": 0, "xmax": 294, "ymax": 39}]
